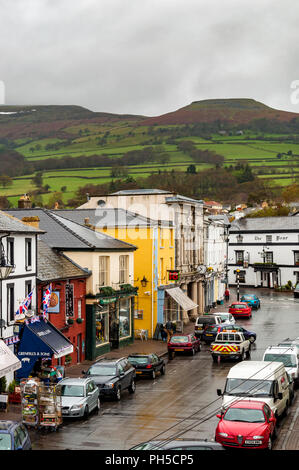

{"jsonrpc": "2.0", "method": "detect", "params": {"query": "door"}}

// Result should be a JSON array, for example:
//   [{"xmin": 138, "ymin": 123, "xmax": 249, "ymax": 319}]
[
  {"xmin": 77, "ymin": 334, "xmax": 82, "ymax": 363},
  {"xmin": 109, "ymin": 303, "xmax": 119, "ymax": 349}
]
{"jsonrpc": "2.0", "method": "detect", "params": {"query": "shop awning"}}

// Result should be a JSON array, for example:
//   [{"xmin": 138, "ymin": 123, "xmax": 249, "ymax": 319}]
[
  {"xmin": 165, "ymin": 287, "xmax": 198, "ymax": 311},
  {"xmin": 0, "ymin": 340, "xmax": 21, "ymax": 378},
  {"xmin": 16, "ymin": 318, "xmax": 74, "ymax": 379}
]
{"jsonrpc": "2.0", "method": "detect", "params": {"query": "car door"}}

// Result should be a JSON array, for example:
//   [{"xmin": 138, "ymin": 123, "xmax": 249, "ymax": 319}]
[
  {"xmin": 87, "ymin": 380, "xmax": 98, "ymax": 411},
  {"xmin": 118, "ymin": 361, "xmax": 130, "ymax": 389},
  {"xmin": 123, "ymin": 359, "xmax": 133, "ymax": 388},
  {"xmin": 13, "ymin": 427, "xmax": 23, "ymax": 450}
]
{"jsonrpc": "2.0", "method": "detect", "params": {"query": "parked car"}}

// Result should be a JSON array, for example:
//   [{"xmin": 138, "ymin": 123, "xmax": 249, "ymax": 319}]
[
  {"xmin": 278, "ymin": 338, "xmax": 299, "ymax": 353},
  {"xmin": 82, "ymin": 357, "xmax": 136, "ymax": 401},
  {"xmin": 215, "ymin": 400, "xmax": 277, "ymax": 450},
  {"xmin": 263, "ymin": 345, "xmax": 299, "ymax": 385},
  {"xmin": 127, "ymin": 353, "xmax": 166, "ymax": 379},
  {"xmin": 56, "ymin": 377, "xmax": 100, "ymax": 419},
  {"xmin": 194, "ymin": 315, "xmax": 222, "ymax": 338},
  {"xmin": 294, "ymin": 284, "xmax": 299, "ymax": 298},
  {"xmin": 218, "ymin": 324, "xmax": 257, "ymax": 343},
  {"xmin": 212, "ymin": 312, "xmax": 235, "ymax": 325},
  {"xmin": 0, "ymin": 421, "xmax": 32, "ymax": 450},
  {"xmin": 240, "ymin": 294, "xmax": 261, "ymax": 309},
  {"xmin": 229, "ymin": 302, "xmax": 252, "ymax": 319},
  {"xmin": 168, "ymin": 334, "xmax": 201, "ymax": 359},
  {"xmin": 202, "ymin": 324, "xmax": 221, "ymax": 344},
  {"xmin": 131, "ymin": 439, "xmax": 225, "ymax": 450}
]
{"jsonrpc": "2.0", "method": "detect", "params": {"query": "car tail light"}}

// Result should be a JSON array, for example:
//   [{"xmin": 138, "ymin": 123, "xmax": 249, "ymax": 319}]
[
  {"xmin": 146, "ymin": 364, "xmax": 153, "ymax": 369},
  {"xmin": 186, "ymin": 342, "xmax": 192, "ymax": 347}
]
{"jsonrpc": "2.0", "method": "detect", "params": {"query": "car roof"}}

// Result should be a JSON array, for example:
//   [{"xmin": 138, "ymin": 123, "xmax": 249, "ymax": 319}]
[
  {"xmin": 0, "ymin": 421, "xmax": 17, "ymax": 432},
  {"xmin": 227, "ymin": 360, "xmax": 285, "ymax": 379},
  {"xmin": 59, "ymin": 377, "xmax": 91, "ymax": 385},
  {"xmin": 228, "ymin": 400, "xmax": 265, "ymax": 410},
  {"xmin": 94, "ymin": 357, "xmax": 126, "ymax": 365},
  {"xmin": 264, "ymin": 346, "xmax": 297, "ymax": 354},
  {"xmin": 128, "ymin": 353, "xmax": 152, "ymax": 357}
]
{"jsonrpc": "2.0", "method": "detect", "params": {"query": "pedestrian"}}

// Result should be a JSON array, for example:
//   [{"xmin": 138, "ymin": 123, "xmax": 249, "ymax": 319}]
[
  {"xmin": 165, "ymin": 319, "xmax": 173, "ymax": 342},
  {"xmin": 225, "ymin": 288, "xmax": 230, "ymax": 302},
  {"xmin": 160, "ymin": 325, "xmax": 167, "ymax": 342}
]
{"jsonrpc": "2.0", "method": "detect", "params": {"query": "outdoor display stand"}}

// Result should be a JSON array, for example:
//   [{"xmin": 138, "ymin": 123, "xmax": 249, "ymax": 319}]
[{"xmin": 20, "ymin": 378, "xmax": 62, "ymax": 431}]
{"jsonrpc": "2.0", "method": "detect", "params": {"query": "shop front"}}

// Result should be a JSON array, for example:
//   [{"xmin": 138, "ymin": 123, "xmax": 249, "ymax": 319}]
[
  {"xmin": 0, "ymin": 340, "xmax": 21, "ymax": 379},
  {"xmin": 86, "ymin": 289, "xmax": 136, "ymax": 361},
  {"xmin": 16, "ymin": 318, "xmax": 73, "ymax": 380}
]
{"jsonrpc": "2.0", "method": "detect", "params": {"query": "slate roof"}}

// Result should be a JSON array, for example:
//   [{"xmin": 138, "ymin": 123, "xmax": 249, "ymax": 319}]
[
  {"xmin": 49, "ymin": 208, "xmax": 173, "ymax": 228},
  {"xmin": 0, "ymin": 210, "xmax": 44, "ymax": 234},
  {"xmin": 5, "ymin": 209, "xmax": 136, "ymax": 251},
  {"xmin": 37, "ymin": 240, "xmax": 89, "ymax": 282},
  {"xmin": 112, "ymin": 189, "xmax": 171, "ymax": 195},
  {"xmin": 230, "ymin": 216, "xmax": 299, "ymax": 232}
]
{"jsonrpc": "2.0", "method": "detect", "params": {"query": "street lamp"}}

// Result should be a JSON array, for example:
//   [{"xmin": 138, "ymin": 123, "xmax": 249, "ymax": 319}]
[{"xmin": 236, "ymin": 269, "xmax": 240, "ymax": 301}]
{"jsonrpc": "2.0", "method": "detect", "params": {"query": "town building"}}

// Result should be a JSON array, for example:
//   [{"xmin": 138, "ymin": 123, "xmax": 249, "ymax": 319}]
[
  {"xmin": 78, "ymin": 189, "xmax": 205, "ymax": 317},
  {"xmin": 228, "ymin": 216, "xmax": 299, "ymax": 288},
  {"xmin": 0, "ymin": 211, "xmax": 43, "ymax": 384},
  {"xmin": 6, "ymin": 208, "xmax": 137, "ymax": 361}
]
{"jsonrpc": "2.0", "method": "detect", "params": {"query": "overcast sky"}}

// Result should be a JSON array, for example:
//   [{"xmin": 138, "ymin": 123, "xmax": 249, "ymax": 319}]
[{"xmin": 0, "ymin": 0, "xmax": 299, "ymax": 116}]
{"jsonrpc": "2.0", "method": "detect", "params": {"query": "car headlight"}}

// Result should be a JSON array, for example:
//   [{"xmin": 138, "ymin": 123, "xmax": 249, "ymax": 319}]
[
  {"xmin": 218, "ymin": 432, "xmax": 228, "ymax": 437},
  {"xmin": 71, "ymin": 404, "xmax": 84, "ymax": 410},
  {"xmin": 106, "ymin": 382, "xmax": 115, "ymax": 388},
  {"xmin": 253, "ymin": 436, "xmax": 264, "ymax": 439}
]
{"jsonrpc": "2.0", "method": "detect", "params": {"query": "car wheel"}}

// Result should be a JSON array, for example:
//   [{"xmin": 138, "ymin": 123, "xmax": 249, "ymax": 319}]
[
  {"xmin": 83, "ymin": 405, "xmax": 89, "ymax": 419},
  {"xmin": 267, "ymin": 437, "xmax": 272, "ymax": 450},
  {"xmin": 151, "ymin": 370, "xmax": 156, "ymax": 380},
  {"xmin": 128, "ymin": 379, "xmax": 136, "ymax": 394},
  {"xmin": 168, "ymin": 351, "xmax": 174, "ymax": 360},
  {"xmin": 115, "ymin": 386, "xmax": 121, "ymax": 401},
  {"xmin": 249, "ymin": 336, "xmax": 255, "ymax": 343},
  {"xmin": 212, "ymin": 355, "xmax": 218, "ymax": 363},
  {"xmin": 272, "ymin": 427, "xmax": 277, "ymax": 440},
  {"xmin": 191, "ymin": 347, "xmax": 195, "ymax": 356},
  {"xmin": 161, "ymin": 364, "xmax": 166, "ymax": 375},
  {"xmin": 95, "ymin": 397, "xmax": 101, "ymax": 412},
  {"xmin": 239, "ymin": 350, "xmax": 245, "ymax": 361},
  {"xmin": 246, "ymin": 348, "xmax": 251, "ymax": 359},
  {"xmin": 198, "ymin": 343, "xmax": 201, "ymax": 352}
]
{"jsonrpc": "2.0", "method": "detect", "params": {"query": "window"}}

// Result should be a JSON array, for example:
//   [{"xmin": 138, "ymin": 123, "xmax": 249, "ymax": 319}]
[
  {"xmin": 7, "ymin": 284, "xmax": 15, "ymax": 323},
  {"xmin": 160, "ymin": 228, "xmax": 164, "ymax": 247},
  {"xmin": 265, "ymin": 251, "xmax": 273, "ymax": 263},
  {"xmin": 295, "ymin": 252, "xmax": 299, "ymax": 266},
  {"xmin": 7, "ymin": 238, "xmax": 14, "ymax": 266},
  {"xmin": 95, "ymin": 307, "xmax": 109, "ymax": 345},
  {"xmin": 99, "ymin": 256, "xmax": 109, "ymax": 287},
  {"xmin": 25, "ymin": 280, "xmax": 32, "ymax": 297},
  {"xmin": 25, "ymin": 238, "xmax": 32, "ymax": 270},
  {"xmin": 119, "ymin": 255, "xmax": 129, "ymax": 284},
  {"xmin": 235, "ymin": 251, "xmax": 244, "ymax": 266},
  {"xmin": 235, "ymin": 271, "xmax": 246, "ymax": 283},
  {"xmin": 119, "ymin": 297, "xmax": 131, "ymax": 338},
  {"xmin": 160, "ymin": 258, "xmax": 164, "ymax": 281},
  {"xmin": 266, "ymin": 235, "xmax": 272, "ymax": 243}
]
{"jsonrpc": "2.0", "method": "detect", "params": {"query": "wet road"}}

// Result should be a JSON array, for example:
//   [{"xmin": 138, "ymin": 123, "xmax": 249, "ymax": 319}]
[{"xmin": 30, "ymin": 288, "xmax": 299, "ymax": 450}]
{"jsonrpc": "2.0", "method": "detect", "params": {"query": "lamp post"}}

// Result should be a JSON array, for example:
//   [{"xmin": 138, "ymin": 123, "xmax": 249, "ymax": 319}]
[
  {"xmin": 236, "ymin": 269, "xmax": 240, "ymax": 301},
  {"xmin": 0, "ymin": 235, "xmax": 15, "ymax": 339}
]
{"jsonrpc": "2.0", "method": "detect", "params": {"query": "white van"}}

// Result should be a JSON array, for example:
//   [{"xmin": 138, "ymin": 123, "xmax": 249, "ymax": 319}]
[
  {"xmin": 263, "ymin": 346, "xmax": 299, "ymax": 385},
  {"xmin": 212, "ymin": 312, "xmax": 235, "ymax": 325},
  {"xmin": 217, "ymin": 361, "xmax": 290, "ymax": 418}
]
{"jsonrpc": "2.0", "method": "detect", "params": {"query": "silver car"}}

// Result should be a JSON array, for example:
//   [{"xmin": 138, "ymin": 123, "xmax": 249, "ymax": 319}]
[{"xmin": 56, "ymin": 377, "xmax": 100, "ymax": 418}]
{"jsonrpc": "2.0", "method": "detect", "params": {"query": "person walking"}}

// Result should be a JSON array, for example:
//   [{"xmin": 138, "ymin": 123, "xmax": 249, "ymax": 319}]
[
  {"xmin": 165, "ymin": 319, "xmax": 173, "ymax": 342},
  {"xmin": 224, "ymin": 288, "xmax": 230, "ymax": 302}
]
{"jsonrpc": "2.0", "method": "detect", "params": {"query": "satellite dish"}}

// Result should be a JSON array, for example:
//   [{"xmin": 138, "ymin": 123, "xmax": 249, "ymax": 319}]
[{"xmin": 197, "ymin": 265, "xmax": 207, "ymax": 274}]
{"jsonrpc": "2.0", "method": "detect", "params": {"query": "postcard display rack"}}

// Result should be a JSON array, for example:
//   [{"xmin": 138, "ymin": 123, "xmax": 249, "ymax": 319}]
[{"xmin": 20, "ymin": 378, "xmax": 62, "ymax": 431}]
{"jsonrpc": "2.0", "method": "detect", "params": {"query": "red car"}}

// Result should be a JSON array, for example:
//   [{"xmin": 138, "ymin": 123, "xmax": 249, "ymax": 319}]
[
  {"xmin": 168, "ymin": 334, "xmax": 201, "ymax": 359},
  {"xmin": 215, "ymin": 400, "xmax": 277, "ymax": 450},
  {"xmin": 229, "ymin": 302, "xmax": 252, "ymax": 319}
]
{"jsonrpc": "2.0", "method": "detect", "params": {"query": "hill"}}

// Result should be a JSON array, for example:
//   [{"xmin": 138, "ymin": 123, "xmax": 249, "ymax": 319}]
[{"xmin": 141, "ymin": 99, "xmax": 299, "ymax": 126}]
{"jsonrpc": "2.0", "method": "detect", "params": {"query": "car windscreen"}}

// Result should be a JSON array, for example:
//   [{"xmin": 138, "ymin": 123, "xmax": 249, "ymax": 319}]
[
  {"xmin": 196, "ymin": 317, "xmax": 214, "ymax": 324},
  {"xmin": 224, "ymin": 408, "xmax": 265, "ymax": 423},
  {"xmin": 264, "ymin": 353, "xmax": 297, "ymax": 368},
  {"xmin": 128, "ymin": 357, "xmax": 149, "ymax": 365},
  {"xmin": 232, "ymin": 304, "xmax": 246, "ymax": 309},
  {"xmin": 0, "ymin": 433, "xmax": 12, "ymax": 450},
  {"xmin": 242, "ymin": 296, "xmax": 254, "ymax": 300},
  {"xmin": 170, "ymin": 336, "xmax": 189, "ymax": 343},
  {"xmin": 224, "ymin": 378, "xmax": 274, "ymax": 397},
  {"xmin": 58, "ymin": 385, "xmax": 84, "ymax": 397},
  {"xmin": 87, "ymin": 365, "xmax": 117, "ymax": 376},
  {"xmin": 205, "ymin": 326, "xmax": 219, "ymax": 333}
]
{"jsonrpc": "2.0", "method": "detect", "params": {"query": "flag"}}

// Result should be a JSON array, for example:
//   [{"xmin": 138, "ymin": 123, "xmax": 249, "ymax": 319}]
[
  {"xmin": 16, "ymin": 288, "xmax": 34, "ymax": 317},
  {"xmin": 42, "ymin": 283, "xmax": 52, "ymax": 319}
]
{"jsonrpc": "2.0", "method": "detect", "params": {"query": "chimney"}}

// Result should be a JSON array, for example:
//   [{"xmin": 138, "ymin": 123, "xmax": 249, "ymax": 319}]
[
  {"xmin": 18, "ymin": 194, "xmax": 32, "ymax": 209},
  {"xmin": 21, "ymin": 216, "xmax": 40, "ymax": 229},
  {"xmin": 84, "ymin": 217, "xmax": 90, "ymax": 225}
]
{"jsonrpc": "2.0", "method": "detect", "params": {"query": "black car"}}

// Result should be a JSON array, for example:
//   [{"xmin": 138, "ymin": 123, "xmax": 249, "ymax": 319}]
[
  {"xmin": 131, "ymin": 439, "xmax": 225, "ymax": 450},
  {"xmin": 127, "ymin": 353, "xmax": 166, "ymax": 379},
  {"xmin": 202, "ymin": 325, "xmax": 221, "ymax": 344},
  {"xmin": 82, "ymin": 357, "xmax": 136, "ymax": 401}
]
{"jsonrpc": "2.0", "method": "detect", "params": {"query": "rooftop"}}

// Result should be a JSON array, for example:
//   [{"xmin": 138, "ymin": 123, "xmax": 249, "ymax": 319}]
[
  {"xmin": 111, "ymin": 189, "xmax": 172, "ymax": 195},
  {"xmin": 0, "ymin": 210, "xmax": 44, "ymax": 234},
  {"xmin": 230, "ymin": 216, "xmax": 299, "ymax": 232}
]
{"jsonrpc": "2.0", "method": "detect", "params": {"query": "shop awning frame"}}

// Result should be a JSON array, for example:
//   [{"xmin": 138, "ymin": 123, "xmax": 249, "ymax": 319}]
[
  {"xmin": 0, "ymin": 340, "xmax": 21, "ymax": 378},
  {"xmin": 165, "ymin": 287, "xmax": 198, "ymax": 311}
]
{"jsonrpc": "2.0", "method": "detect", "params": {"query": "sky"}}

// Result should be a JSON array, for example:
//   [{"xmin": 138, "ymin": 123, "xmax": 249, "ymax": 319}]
[{"xmin": 0, "ymin": 0, "xmax": 299, "ymax": 117}]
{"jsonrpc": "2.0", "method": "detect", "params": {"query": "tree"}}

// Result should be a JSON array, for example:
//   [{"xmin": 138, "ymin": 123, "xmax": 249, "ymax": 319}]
[
  {"xmin": 32, "ymin": 171, "xmax": 43, "ymax": 188},
  {"xmin": 282, "ymin": 183, "xmax": 299, "ymax": 203},
  {"xmin": 186, "ymin": 164, "xmax": 197, "ymax": 174},
  {"xmin": 0, "ymin": 175, "xmax": 13, "ymax": 188},
  {"xmin": 61, "ymin": 186, "xmax": 67, "ymax": 192},
  {"xmin": 0, "ymin": 196, "xmax": 11, "ymax": 209}
]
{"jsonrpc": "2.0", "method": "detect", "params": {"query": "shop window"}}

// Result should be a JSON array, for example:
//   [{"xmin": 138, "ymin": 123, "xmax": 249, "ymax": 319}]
[
  {"xmin": 119, "ymin": 255, "xmax": 129, "ymax": 284},
  {"xmin": 265, "ymin": 252, "xmax": 273, "ymax": 263},
  {"xmin": 235, "ymin": 272, "xmax": 246, "ymax": 283},
  {"xmin": 95, "ymin": 307, "xmax": 109, "ymax": 345},
  {"xmin": 99, "ymin": 256, "xmax": 109, "ymax": 287},
  {"xmin": 119, "ymin": 298, "xmax": 131, "ymax": 338},
  {"xmin": 235, "ymin": 251, "xmax": 244, "ymax": 266},
  {"xmin": 294, "ymin": 252, "xmax": 299, "ymax": 266}
]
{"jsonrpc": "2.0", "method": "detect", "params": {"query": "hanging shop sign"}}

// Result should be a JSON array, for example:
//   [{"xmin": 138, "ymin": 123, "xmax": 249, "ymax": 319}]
[
  {"xmin": 99, "ymin": 297, "xmax": 117, "ymax": 305},
  {"xmin": 168, "ymin": 270, "xmax": 180, "ymax": 281},
  {"xmin": 65, "ymin": 284, "xmax": 74, "ymax": 317}
]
